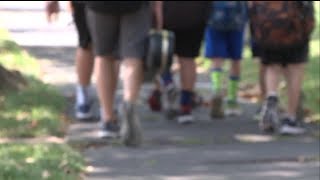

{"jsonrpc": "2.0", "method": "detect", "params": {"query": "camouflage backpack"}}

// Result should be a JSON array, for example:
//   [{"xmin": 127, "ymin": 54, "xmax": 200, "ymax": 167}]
[{"xmin": 249, "ymin": 1, "xmax": 315, "ymax": 50}]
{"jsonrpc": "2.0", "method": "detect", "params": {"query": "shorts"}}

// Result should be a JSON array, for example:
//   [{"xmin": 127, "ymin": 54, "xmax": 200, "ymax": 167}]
[
  {"xmin": 251, "ymin": 39, "xmax": 262, "ymax": 58},
  {"xmin": 204, "ymin": 26, "xmax": 245, "ymax": 60},
  {"xmin": 85, "ymin": 4, "xmax": 151, "ymax": 60},
  {"xmin": 168, "ymin": 28, "xmax": 205, "ymax": 58},
  {"xmin": 72, "ymin": 2, "xmax": 91, "ymax": 49},
  {"xmin": 260, "ymin": 43, "xmax": 309, "ymax": 66}
]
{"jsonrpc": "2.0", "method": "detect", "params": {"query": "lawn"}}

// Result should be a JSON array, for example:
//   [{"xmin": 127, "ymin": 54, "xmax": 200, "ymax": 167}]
[{"xmin": 0, "ymin": 28, "xmax": 86, "ymax": 179}]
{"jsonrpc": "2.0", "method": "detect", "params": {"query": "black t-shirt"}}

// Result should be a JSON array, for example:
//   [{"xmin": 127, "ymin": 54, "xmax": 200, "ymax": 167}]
[
  {"xmin": 85, "ymin": 1, "xmax": 148, "ymax": 15},
  {"xmin": 163, "ymin": 1, "xmax": 211, "ymax": 30}
]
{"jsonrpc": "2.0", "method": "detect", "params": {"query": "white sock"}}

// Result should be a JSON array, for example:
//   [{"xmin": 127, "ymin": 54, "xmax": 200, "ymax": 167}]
[
  {"xmin": 76, "ymin": 85, "xmax": 90, "ymax": 105},
  {"xmin": 267, "ymin": 92, "xmax": 278, "ymax": 98}
]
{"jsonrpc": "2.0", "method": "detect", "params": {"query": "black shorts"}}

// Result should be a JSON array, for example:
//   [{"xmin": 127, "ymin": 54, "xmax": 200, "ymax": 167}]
[
  {"xmin": 260, "ymin": 43, "xmax": 309, "ymax": 66},
  {"xmin": 251, "ymin": 40, "xmax": 261, "ymax": 58},
  {"xmin": 72, "ymin": 2, "xmax": 91, "ymax": 49},
  {"xmin": 169, "ymin": 28, "xmax": 205, "ymax": 59}
]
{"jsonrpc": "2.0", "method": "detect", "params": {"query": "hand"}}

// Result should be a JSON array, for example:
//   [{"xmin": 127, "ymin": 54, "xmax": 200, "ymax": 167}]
[{"xmin": 45, "ymin": 1, "xmax": 60, "ymax": 23}]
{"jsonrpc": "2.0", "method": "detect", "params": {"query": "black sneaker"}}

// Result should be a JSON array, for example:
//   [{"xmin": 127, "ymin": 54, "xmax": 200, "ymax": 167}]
[
  {"xmin": 75, "ymin": 101, "xmax": 94, "ymax": 120},
  {"xmin": 98, "ymin": 121, "xmax": 120, "ymax": 139},
  {"xmin": 279, "ymin": 117, "xmax": 305, "ymax": 135},
  {"xmin": 259, "ymin": 96, "xmax": 279, "ymax": 133}
]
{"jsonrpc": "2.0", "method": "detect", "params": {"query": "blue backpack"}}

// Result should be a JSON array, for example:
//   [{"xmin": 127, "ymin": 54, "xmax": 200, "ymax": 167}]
[{"xmin": 208, "ymin": 1, "xmax": 247, "ymax": 31}]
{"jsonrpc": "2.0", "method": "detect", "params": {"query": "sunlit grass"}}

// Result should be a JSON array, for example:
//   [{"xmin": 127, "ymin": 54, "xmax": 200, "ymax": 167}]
[
  {"xmin": 0, "ymin": 27, "xmax": 85, "ymax": 180},
  {"xmin": 0, "ymin": 143, "xmax": 85, "ymax": 180}
]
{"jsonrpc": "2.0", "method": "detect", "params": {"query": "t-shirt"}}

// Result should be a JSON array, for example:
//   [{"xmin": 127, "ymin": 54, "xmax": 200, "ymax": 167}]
[{"xmin": 163, "ymin": 1, "xmax": 211, "ymax": 30}]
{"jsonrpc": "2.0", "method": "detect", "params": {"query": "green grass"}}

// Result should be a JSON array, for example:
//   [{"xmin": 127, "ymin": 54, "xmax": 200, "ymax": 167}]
[
  {"xmin": 0, "ymin": 29, "xmax": 68, "ymax": 138},
  {"xmin": 197, "ymin": 1, "xmax": 320, "ymax": 120},
  {"xmin": 0, "ymin": 143, "xmax": 85, "ymax": 180},
  {"xmin": 0, "ymin": 78, "xmax": 67, "ymax": 137},
  {"xmin": 0, "ymin": 29, "xmax": 86, "ymax": 179}
]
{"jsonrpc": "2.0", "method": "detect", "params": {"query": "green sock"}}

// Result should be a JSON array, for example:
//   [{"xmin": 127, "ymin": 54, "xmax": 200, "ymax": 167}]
[
  {"xmin": 210, "ymin": 69, "xmax": 223, "ymax": 94},
  {"xmin": 227, "ymin": 76, "xmax": 239, "ymax": 102}
]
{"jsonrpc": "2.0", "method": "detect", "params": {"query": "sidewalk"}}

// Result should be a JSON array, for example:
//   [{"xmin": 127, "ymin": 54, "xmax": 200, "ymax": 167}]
[{"xmin": 1, "ymin": 5, "xmax": 319, "ymax": 180}]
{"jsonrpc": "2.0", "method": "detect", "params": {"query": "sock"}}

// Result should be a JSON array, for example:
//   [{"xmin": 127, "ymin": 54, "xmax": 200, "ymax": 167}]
[
  {"xmin": 180, "ymin": 90, "xmax": 193, "ymax": 113},
  {"xmin": 227, "ymin": 76, "xmax": 239, "ymax": 102},
  {"xmin": 160, "ymin": 70, "xmax": 173, "ymax": 86},
  {"xmin": 210, "ymin": 68, "xmax": 223, "ymax": 94},
  {"xmin": 76, "ymin": 85, "xmax": 90, "ymax": 105},
  {"xmin": 180, "ymin": 90, "xmax": 193, "ymax": 106},
  {"xmin": 267, "ymin": 92, "xmax": 278, "ymax": 98}
]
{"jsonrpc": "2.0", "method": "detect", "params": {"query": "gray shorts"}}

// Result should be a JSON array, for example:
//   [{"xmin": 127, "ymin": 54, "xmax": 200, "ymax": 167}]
[{"xmin": 86, "ymin": 4, "xmax": 151, "ymax": 60}]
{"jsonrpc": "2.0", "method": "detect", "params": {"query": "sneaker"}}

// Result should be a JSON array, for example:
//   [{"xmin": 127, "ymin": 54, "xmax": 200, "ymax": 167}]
[
  {"xmin": 119, "ymin": 102, "xmax": 142, "ymax": 147},
  {"xmin": 75, "ymin": 86, "xmax": 94, "ymax": 120},
  {"xmin": 147, "ymin": 90, "xmax": 162, "ymax": 112},
  {"xmin": 191, "ymin": 92, "xmax": 203, "ymax": 109},
  {"xmin": 177, "ymin": 105, "xmax": 194, "ymax": 125},
  {"xmin": 259, "ymin": 96, "xmax": 279, "ymax": 133},
  {"xmin": 225, "ymin": 100, "xmax": 242, "ymax": 116},
  {"xmin": 98, "ymin": 120, "xmax": 120, "ymax": 139},
  {"xmin": 162, "ymin": 83, "xmax": 179, "ymax": 119},
  {"xmin": 210, "ymin": 94, "xmax": 224, "ymax": 119},
  {"xmin": 253, "ymin": 105, "xmax": 263, "ymax": 121},
  {"xmin": 279, "ymin": 117, "xmax": 305, "ymax": 135},
  {"xmin": 75, "ymin": 101, "xmax": 94, "ymax": 120}
]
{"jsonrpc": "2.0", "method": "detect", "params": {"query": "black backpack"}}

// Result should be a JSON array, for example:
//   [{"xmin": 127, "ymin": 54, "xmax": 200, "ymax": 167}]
[
  {"xmin": 143, "ymin": 30, "xmax": 175, "ymax": 82},
  {"xmin": 85, "ymin": 1, "xmax": 145, "ymax": 15}
]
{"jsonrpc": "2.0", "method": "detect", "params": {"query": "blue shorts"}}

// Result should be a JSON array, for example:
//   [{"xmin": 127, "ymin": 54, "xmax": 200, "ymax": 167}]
[{"xmin": 204, "ymin": 27, "xmax": 245, "ymax": 60}]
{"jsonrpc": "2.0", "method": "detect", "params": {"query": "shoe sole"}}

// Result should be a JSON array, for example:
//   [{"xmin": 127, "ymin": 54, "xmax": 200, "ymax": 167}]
[
  {"xmin": 279, "ymin": 125, "xmax": 305, "ymax": 135},
  {"xmin": 76, "ymin": 111, "xmax": 94, "ymax": 120},
  {"xmin": 177, "ymin": 115, "xmax": 194, "ymax": 125},
  {"xmin": 98, "ymin": 131, "xmax": 119, "ymax": 139}
]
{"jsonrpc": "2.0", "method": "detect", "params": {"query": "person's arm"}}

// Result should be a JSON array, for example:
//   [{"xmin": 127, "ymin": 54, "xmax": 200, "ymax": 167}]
[
  {"xmin": 152, "ymin": 1, "xmax": 163, "ymax": 30},
  {"xmin": 45, "ymin": 1, "xmax": 60, "ymax": 23},
  {"xmin": 66, "ymin": 1, "xmax": 73, "ymax": 14}
]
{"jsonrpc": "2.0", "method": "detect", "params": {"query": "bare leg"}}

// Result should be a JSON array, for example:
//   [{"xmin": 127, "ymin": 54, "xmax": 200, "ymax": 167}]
[
  {"xmin": 122, "ymin": 59, "xmax": 143, "ymax": 103},
  {"xmin": 76, "ymin": 46, "xmax": 94, "ymax": 86},
  {"xmin": 179, "ymin": 57, "xmax": 196, "ymax": 91},
  {"xmin": 230, "ymin": 60, "xmax": 241, "ymax": 77},
  {"xmin": 283, "ymin": 63, "xmax": 305, "ymax": 117},
  {"xmin": 95, "ymin": 56, "xmax": 117, "ymax": 122},
  {"xmin": 259, "ymin": 62, "xmax": 267, "ymax": 100},
  {"xmin": 265, "ymin": 64, "xmax": 282, "ymax": 96}
]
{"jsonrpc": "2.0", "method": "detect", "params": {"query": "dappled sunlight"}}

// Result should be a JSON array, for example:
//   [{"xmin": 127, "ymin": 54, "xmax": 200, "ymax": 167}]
[
  {"xmin": 254, "ymin": 170, "xmax": 301, "ymax": 178},
  {"xmin": 234, "ymin": 134, "xmax": 275, "ymax": 143},
  {"xmin": 86, "ymin": 166, "xmax": 111, "ymax": 174}
]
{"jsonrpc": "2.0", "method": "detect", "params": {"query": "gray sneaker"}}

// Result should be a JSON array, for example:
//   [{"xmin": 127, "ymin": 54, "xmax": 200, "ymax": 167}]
[
  {"xmin": 119, "ymin": 102, "xmax": 142, "ymax": 147},
  {"xmin": 162, "ymin": 83, "xmax": 179, "ymax": 119},
  {"xmin": 210, "ymin": 94, "xmax": 224, "ymax": 119},
  {"xmin": 259, "ymin": 96, "xmax": 280, "ymax": 133}
]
